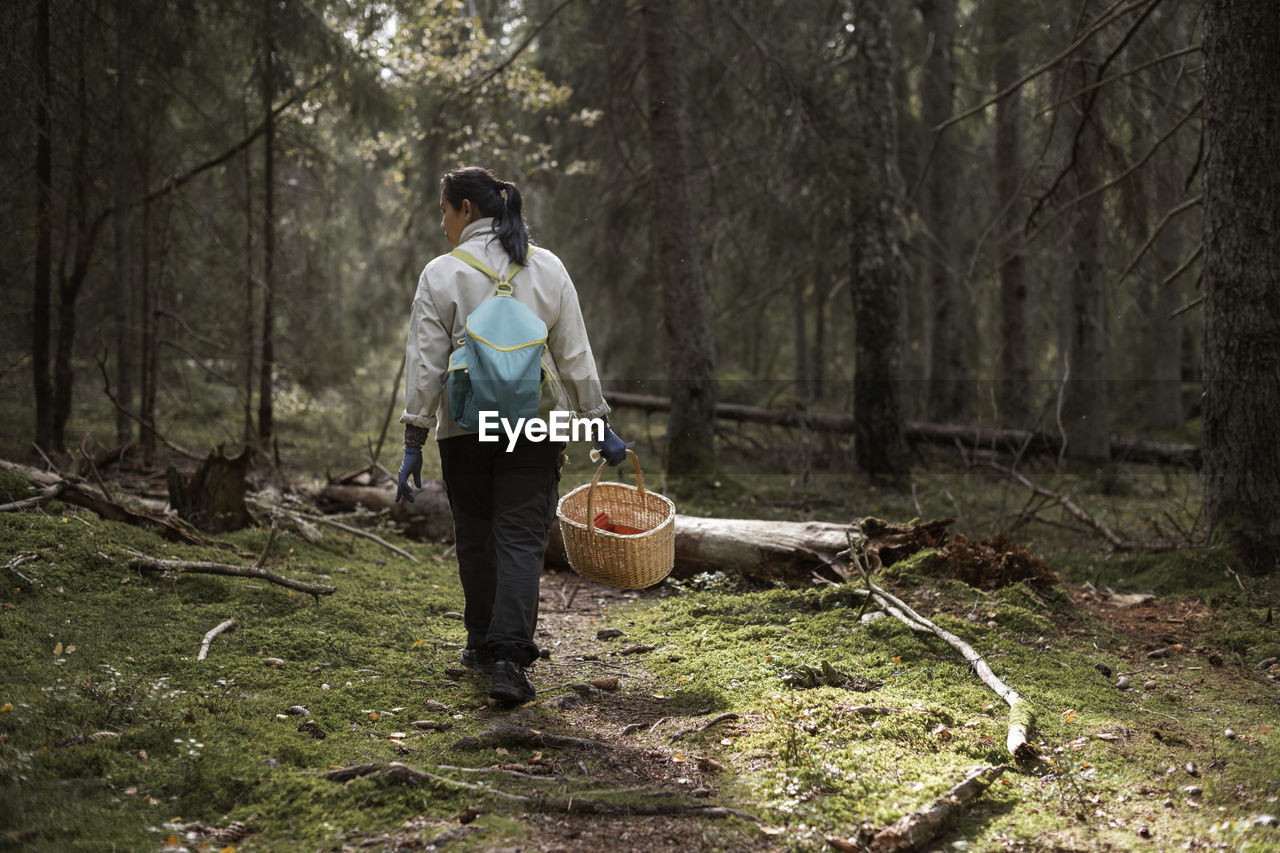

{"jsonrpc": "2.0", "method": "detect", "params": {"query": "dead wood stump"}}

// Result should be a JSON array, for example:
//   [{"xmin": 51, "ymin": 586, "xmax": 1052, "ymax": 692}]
[{"xmin": 167, "ymin": 444, "xmax": 253, "ymax": 533}]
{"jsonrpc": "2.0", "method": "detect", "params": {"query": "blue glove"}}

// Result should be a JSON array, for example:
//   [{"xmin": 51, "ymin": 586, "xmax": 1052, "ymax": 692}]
[
  {"xmin": 595, "ymin": 426, "xmax": 627, "ymax": 466},
  {"xmin": 396, "ymin": 445, "xmax": 423, "ymax": 502}
]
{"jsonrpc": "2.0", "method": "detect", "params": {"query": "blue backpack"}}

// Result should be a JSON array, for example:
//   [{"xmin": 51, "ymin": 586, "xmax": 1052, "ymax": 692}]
[{"xmin": 446, "ymin": 247, "xmax": 554, "ymax": 432}]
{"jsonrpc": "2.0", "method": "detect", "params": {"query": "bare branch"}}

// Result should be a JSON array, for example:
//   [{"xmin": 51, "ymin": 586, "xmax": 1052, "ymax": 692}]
[
  {"xmin": 1041, "ymin": 43, "xmax": 1201, "ymax": 115},
  {"xmin": 128, "ymin": 550, "xmax": 337, "ymax": 596},
  {"xmin": 94, "ymin": 353, "xmax": 200, "ymax": 461},
  {"xmin": 461, "ymin": 0, "xmax": 578, "ymax": 97},
  {"xmin": 1026, "ymin": 97, "xmax": 1202, "ymax": 245},
  {"xmin": 1117, "ymin": 194, "xmax": 1203, "ymax": 282},
  {"xmin": 932, "ymin": 0, "xmax": 1156, "ymax": 133},
  {"xmin": 197, "ymin": 618, "xmax": 237, "ymax": 661}
]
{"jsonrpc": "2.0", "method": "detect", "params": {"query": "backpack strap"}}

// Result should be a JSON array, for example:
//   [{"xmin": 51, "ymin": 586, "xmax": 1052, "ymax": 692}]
[{"xmin": 450, "ymin": 247, "xmax": 539, "ymax": 295}]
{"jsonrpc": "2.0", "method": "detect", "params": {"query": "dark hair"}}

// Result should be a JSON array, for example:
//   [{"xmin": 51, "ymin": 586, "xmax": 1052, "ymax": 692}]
[{"xmin": 441, "ymin": 166, "xmax": 529, "ymax": 265}]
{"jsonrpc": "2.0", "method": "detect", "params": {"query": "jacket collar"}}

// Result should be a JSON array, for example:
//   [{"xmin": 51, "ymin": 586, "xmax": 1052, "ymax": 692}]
[{"xmin": 458, "ymin": 217, "xmax": 495, "ymax": 246}]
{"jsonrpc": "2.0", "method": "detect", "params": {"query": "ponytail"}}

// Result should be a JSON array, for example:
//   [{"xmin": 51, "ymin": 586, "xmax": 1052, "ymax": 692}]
[{"xmin": 441, "ymin": 166, "xmax": 530, "ymax": 265}]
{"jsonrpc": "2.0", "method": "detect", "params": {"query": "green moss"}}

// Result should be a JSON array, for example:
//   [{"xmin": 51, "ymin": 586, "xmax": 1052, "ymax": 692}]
[
  {"xmin": 0, "ymin": 465, "xmax": 31, "ymax": 502},
  {"xmin": 3, "ymin": 479, "xmax": 1280, "ymax": 851}
]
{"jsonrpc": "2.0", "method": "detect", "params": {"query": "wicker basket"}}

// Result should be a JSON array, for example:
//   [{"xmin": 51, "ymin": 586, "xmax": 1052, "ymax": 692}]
[{"xmin": 556, "ymin": 450, "xmax": 676, "ymax": 589}]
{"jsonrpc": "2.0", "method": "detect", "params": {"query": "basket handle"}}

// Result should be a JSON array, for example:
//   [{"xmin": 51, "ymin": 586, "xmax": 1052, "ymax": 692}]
[{"xmin": 585, "ymin": 449, "xmax": 645, "ymax": 537}]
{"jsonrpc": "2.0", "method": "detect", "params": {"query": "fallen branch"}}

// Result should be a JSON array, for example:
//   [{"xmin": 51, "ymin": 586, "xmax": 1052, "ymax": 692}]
[
  {"xmin": 127, "ymin": 550, "xmax": 336, "ymax": 596},
  {"xmin": 0, "ymin": 483, "xmax": 63, "ymax": 512},
  {"xmin": 988, "ymin": 463, "xmax": 1178, "ymax": 552},
  {"xmin": 668, "ymin": 712, "xmax": 740, "ymax": 743},
  {"xmin": 249, "ymin": 497, "xmax": 417, "ymax": 563},
  {"xmin": 849, "ymin": 533, "xmax": 1036, "ymax": 760},
  {"xmin": 3, "ymin": 460, "xmax": 213, "ymax": 547},
  {"xmin": 326, "ymin": 761, "xmax": 756, "ymax": 820},
  {"xmin": 4, "ymin": 553, "xmax": 40, "ymax": 585},
  {"xmin": 197, "ymin": 618, "xmax": 237, "ymax": 661},
  {"xmin": 828, "ymin": 764, "xmax": 1008, "ymax": 853},
  {"xmin": 300, "ymin": 513, "xmax": 417, "ymax": 563}
]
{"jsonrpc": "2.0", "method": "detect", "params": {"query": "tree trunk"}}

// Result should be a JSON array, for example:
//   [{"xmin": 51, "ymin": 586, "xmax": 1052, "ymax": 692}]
[
  {"xmin": 242, "ymin": 111, "xmax": 256, "ymax": 444},
  {"xmin": 1143, "ymin": 74, "xmax": 1188, "ymax": 431},
  {"xmin": 53, "ymin": 9, "xmax": 96, "ymax": 452},
  {"xmin": 1061, "ymin": 47, "xmax": 1110, "ymax": 462},
  {"xmin": 112, "ymin": 0, "xmax": 135, "ymax": 446},
  {"xmin": 810, "ymin": 279, "xmax": 839, "ymax": 402},
  {"xmin": 139, "ymin": 167, "xmax": 158, "ymax": 467},
  {"xmin": 919, "ymin": 0, "xmax": 968, "ymax": 424},
  {"xmin": 1202, "ymin": 0, "xmax": 1280, "ymax": 567},
  {"xmin": 257, "ymin": 0, "xmax": 276, "ymax": 445},
  {"xmin": 794, "ymin": 273, "xmax": 808, "ymax": 397},
  {"xmin": 642, "ymin": 0, "xmax": 718, "ymax": 480},
  {"xmin": 849, "ymin": 0, "xmax": 909, "ymax": 478},
  {"xmin": 992, "ymin": 0, "xmax": 1034, "ymax": 430},
  {"xmin": 33, "ymin": 0, "xmax": 54, "ymax": 450},
  {"xmin": 1145, "ymin": 169, "xmax": 1186, "ymax": 431}
]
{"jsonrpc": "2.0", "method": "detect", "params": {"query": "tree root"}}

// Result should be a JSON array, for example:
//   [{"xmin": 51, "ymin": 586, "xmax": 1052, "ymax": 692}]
[
  {"xmin": 668, "ymin": 712, "xmax": 740, "ymax": 743},
  {"xmin": 326, "ymin": 761, "xmax": 757, "ymax": 821},
  {"xmin": 450, "ymin": 721, "xmax": 613, "ymax": 752}
]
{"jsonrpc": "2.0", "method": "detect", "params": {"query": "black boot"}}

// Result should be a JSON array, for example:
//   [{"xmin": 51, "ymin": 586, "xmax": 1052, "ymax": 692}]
[
  {"xmin": 460, "ymin": 647, "xmax": 496, "ymax": 674},
  {"xmin": 490, "ymin": 660, "xmax": 536, "ymax": 705}
]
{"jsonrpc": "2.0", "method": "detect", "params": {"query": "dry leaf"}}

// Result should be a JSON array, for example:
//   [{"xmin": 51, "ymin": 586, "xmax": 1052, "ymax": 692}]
[{"xmin": 53, "ymin": 642, "xmax": 63, "ymax": 656}]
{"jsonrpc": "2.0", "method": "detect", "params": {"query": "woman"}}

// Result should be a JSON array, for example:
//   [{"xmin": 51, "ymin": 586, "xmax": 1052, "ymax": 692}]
[{"xmin": 395, "ymin": 166, "xmax": 626, "ymax": 705}]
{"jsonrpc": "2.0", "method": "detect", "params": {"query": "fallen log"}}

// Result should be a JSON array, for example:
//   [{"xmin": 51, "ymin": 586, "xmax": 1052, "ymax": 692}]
[
  {"xmin": 315, "ymin": 480, "xmax": 854, "ymax": 586},
  {"xmin": 3, "ymin": 460, "xmax": 213, "ymax": 547},
  {"xmin": 605, "ymin": 391, "xmax": 1200, "ymax": 468},
  {"xmin": 0, "ymin": 482, "xmax": 62, "ymax": 512}
]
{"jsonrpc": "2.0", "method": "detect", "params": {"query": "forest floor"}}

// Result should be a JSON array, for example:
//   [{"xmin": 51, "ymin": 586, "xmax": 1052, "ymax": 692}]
[{"xmin": 1, "ymin": 448, "xmax": 1279, "ymax": 852}]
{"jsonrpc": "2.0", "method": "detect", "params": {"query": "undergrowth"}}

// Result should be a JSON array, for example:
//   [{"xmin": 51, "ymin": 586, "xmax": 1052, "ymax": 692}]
[{"xmin": 1, "ymin": 425, "xmax": 1278, "ymax": 851}]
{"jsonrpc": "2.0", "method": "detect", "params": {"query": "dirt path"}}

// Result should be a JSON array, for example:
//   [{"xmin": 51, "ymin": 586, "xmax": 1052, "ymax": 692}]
[{"xmin": 367, "ymin": 569, "xmax": 774, "ymax": 852}]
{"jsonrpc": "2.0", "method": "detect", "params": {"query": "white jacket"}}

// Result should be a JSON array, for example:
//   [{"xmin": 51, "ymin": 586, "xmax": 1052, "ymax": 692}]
[{"xmin": 400, "ymin": 218, "xmax": 610, "ymax": 440}]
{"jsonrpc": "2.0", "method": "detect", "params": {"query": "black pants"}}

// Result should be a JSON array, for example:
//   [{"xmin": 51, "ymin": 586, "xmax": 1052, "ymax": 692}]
[{"xmin": 438, "ymin": 434, "xmax": 562, "ymax": 666}]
